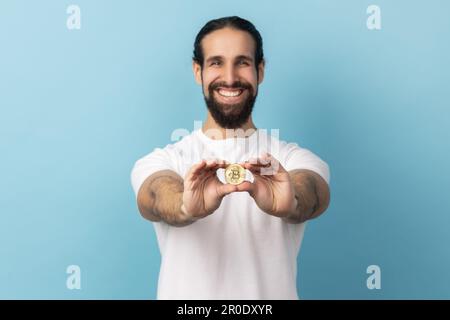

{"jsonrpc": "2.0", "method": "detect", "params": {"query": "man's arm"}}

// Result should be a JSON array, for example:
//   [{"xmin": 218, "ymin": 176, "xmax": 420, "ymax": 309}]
[
  {"xmin": 136, "ymin": 160, "xmax": 236, "ymax": 227},
  {"xmin": 284, "ymin": 169, "xmax": 331, "ymax": 224},
  {"xmin": 137, "ymin": 170, "xmax": 194, "ymax": 227}
]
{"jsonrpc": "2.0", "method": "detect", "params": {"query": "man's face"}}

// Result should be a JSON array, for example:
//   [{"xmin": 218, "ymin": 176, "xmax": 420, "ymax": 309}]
[{"xmin": 193, "ymin": 27, "xmax": 265, "ymax": 129}]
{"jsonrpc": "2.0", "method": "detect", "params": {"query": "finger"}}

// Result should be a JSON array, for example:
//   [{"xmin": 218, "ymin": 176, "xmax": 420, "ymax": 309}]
[
  {"xmin": 189, "ymin": 171, "xmax": 204, "ymax": 189},
  {"xmin": 206, "ymin": 163, "xmax": 222, "ymax": 173},
  {"xmin": 204, "ymin": 159, "xmax": 226, "ymax": 171},
  {"xmin": 266, "ymin": 153, "xmax": 285, "ymax": 171},
  {"xmin": 190, "ymin": 170, "xmax": 215, "ymax": 190},
  {"xmin": 185, "ymin": 161, "xmax": 207, "ymax": 184},
  {"xmin": 201, "ymin": 169, "xmax": 218, "ymax": 181},
  {"xmin": 205, "ymin": 159, "xmax": 218, "ymax": 168},
  {"xmin": 240, "ymin": 157, "xmax": 262, "ymax": 167},
  {"xmin": 235, "ymin": 181, "xmax": 255, "ymax": 196},
  {"xmin": 204, "ymin": 159, "xmax": 230, "ymax": 173},
  {"xmin": 245, "ymin": 154, "xmax": 286, "ymax": 175},
  {"xmin": 261, "ymin": 153, "xmax": 287, "ymax": 173},
  {"xmin": 215, "ymin": 160, "xmax": 230, "ymax": 169},
  {"xmin": 242, "ymin": 163, "xmax": 264, "ymax": 174},
  {"xmin": 217, "ymin": 183, "xmax": 238, "ymax": 197},
  {"xmin": 190, "ymin": 160, "xmax": 207, "ymax": 176},
  {"xmin": 243, "ymin": 164, "xmax": 278, "ymax": 178},
  {"xmin": 189, "ymin": 159, "xmax": 220, "ymax": 182},
  {"xmin": 250, "ymin": 154, "xmax": 271, "ymax": 165}
]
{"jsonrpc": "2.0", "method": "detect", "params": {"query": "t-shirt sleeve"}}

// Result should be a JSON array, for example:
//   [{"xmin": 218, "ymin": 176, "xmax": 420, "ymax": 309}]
[
  {"xmin": 130, "ymin": 146, "xmax": 178, "ymax": 199},
  {"xmin": 283, "ymin": 142, "xmax": 330, "ymax": 185}
]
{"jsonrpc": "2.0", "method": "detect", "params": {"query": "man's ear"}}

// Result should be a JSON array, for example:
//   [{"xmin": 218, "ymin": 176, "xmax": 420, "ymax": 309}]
[
  {"xmin": 193, "ymin": 61, "xmax": 202, "ymax": 85},
  {"xmin": 257, "ymin": 59, "xmax": 265, "ymax": 85}
]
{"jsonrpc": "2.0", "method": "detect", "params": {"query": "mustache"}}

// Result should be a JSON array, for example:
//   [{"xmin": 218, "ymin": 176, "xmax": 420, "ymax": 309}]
[{"xmin": 209, "ymin": 81, "xmax": 252, "ymax": 91}]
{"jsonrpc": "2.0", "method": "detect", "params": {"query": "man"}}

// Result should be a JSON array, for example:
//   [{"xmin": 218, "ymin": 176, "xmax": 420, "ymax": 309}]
[{"xmin": 131, "ymin": 16, "xmax": 330, "ymax": 299}]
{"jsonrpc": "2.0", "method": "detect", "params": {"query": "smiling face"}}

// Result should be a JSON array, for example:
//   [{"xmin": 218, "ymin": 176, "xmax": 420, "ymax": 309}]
[{"xmin": 193, "ymin": 27, "xmax": 265, "ymax": 129}]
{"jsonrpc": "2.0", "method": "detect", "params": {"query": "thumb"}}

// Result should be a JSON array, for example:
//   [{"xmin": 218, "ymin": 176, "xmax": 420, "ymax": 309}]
[
  {"xmin": 235, "ymin": 181, "xmax": 255, "ymax": 196},
  {"xmin": 217, "ymin": 183, "xmax": 238, "ymax": 198}
]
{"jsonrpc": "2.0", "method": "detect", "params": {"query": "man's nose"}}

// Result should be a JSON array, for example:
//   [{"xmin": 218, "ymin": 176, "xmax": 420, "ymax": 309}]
[{"xmin": 222, "ymin": 65, "xmax": 239, "ymax": 85}]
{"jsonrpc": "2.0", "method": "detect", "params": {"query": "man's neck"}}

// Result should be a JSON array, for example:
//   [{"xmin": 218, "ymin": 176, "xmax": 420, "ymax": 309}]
[{"xmin": 202, "ymin": 113, "xmax": 257, "ymax": 140}]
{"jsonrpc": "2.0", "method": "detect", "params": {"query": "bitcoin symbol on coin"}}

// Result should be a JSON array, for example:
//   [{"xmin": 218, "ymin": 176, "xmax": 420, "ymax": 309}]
[{"xmin": 225, "ymin": 164, "xmax": 246, "ymax": 185}]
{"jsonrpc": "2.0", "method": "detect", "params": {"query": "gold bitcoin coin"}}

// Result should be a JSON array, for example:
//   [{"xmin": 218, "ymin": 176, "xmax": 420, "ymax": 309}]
[{"xmin": 225, "ymin": 164, "xmax": 246, "ymax": 185}]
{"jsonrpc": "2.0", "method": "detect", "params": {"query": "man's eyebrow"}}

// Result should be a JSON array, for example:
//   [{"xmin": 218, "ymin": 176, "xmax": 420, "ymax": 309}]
[
  {"xmin": 235, "ymin": 55, "xmax": 254, "ymax": 62},
  {"xmin": 205, "ymin": 55, "xmax": 224, "ymax": 63},
  {"xmin": 205, "ymin": 55, "xmax": 254, "ymax": 63}
]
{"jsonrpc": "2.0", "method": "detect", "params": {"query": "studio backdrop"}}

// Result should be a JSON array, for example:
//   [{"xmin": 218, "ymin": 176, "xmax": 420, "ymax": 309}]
[{"xmin": 1, "ymin": 0, "xmax": 449, "ymax": 299}]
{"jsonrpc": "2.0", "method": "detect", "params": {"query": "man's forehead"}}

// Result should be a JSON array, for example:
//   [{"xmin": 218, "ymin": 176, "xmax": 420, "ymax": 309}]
[{"xmin": 202, "ymin": 28, "xmax": 255, "ymax": 59}]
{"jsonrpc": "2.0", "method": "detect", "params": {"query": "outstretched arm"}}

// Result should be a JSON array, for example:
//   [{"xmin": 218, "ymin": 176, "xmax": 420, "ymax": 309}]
[
  {"xmin": 136, "ymin": 170, "xmax": 189, "ymax": 226},
  {"xmin": 136, "ymin": 160, "xmax": 237, "ymax": 227},
  {"xmin": 239, "ymin": 154, "xmax": 330, "ymax": 224},
  {"xmin": 285, "ymin": 169, "xmax": 330, "ymax": 224}
]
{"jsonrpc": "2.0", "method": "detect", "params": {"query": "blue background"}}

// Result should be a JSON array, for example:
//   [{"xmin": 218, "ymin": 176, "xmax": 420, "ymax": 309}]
[{"xmin": 1, "ymin": 0, "xmax": 449, "ymax": 299}]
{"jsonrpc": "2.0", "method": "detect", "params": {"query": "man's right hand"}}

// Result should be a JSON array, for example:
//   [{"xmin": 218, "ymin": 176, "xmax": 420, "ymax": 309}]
[{"xmin": 182, "ymin": 159, "xmax": 239, "ymax": 220}]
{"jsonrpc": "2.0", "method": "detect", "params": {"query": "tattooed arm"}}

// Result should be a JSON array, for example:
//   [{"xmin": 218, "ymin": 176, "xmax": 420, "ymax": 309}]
[
  {"xmin": 136, "ymin": 170, "xmax": 188, "ymax": 226},
  {"xmin": 237, "ymin": 154, "xmax": 330, "ymax": 224},
  {"xmin": 285, "ymin": 169, "xmax": 331, "ymax": 224},
  {"xmin": 136, "ymin": 160, "xmax": 237, "ymax": 227}
]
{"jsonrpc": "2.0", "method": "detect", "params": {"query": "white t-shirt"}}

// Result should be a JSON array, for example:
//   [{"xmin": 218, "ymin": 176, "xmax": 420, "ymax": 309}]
[{"xmin": 131, "ymin": 128, "xmax": 330, "ymax": 300}]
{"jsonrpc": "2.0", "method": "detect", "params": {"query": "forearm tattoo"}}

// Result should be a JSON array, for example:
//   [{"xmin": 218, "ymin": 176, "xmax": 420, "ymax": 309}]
[
  {"xmin": 289, "ymin": 169, "xmax": 326, "ymax": 223},
  {"xmin": 138, "ymin": 172, "xmax": 188, "ymax": 226}
]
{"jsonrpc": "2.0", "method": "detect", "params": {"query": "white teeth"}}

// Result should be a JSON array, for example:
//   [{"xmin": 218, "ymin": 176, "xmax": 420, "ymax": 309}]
[{"xmin": 218, "ymin": 89, "xmax": 242, "ymax": 97}]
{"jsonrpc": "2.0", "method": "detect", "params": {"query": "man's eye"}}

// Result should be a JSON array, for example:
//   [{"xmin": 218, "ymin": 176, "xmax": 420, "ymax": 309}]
[
  {"xmin": 238, "ymin": 60, "xmax": 249, "ymax": 66},
  {"xmin": 210, "ymin": 61, "xmax": 221, "ymax": 66}
]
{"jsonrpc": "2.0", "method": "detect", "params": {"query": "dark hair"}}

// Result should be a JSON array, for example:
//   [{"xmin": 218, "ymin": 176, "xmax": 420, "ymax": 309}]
[{"xmin": 193, "ymin": 16, "xmax": 264, "ymax": 68}]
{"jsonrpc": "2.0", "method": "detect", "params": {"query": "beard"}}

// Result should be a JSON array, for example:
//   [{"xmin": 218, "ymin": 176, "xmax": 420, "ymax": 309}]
[{"xmin": 203, "ymin": 80, "xmax": 258, "ymax": 129}]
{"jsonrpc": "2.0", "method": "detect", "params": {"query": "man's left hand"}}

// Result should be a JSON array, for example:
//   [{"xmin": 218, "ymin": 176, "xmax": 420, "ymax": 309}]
[{"xmin": 236, "ymin": 153, "xmax": 297, "ymax": 219}]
